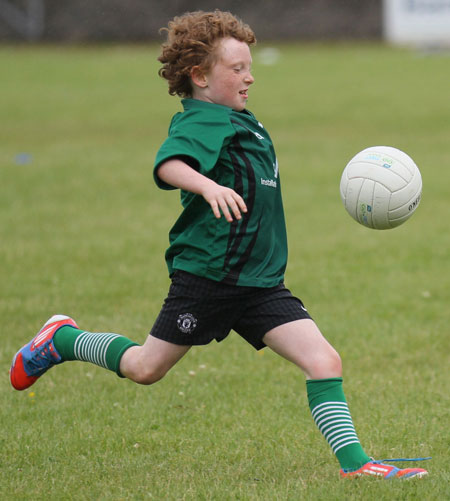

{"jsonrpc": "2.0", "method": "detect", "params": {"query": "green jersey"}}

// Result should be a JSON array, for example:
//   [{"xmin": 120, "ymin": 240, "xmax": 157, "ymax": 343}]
[{"xmin": 154, "ymin": 98, "xmax": 287, "ymax": 287}]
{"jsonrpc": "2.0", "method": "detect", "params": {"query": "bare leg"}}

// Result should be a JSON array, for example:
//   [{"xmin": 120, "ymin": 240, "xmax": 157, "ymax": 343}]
[
  {"xmin": 262, "ymin": 319, "xmax": 342, "ymax": 379},
  {"xmin": 119, "ymin": 334, "xmax": 191, "ymax": 385}
]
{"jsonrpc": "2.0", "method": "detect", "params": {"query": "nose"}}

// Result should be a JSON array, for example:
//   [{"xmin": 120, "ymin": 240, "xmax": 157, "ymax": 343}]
[{"xmin": 245, "ymin": 71, "xmax": 254, "ymax": 85}]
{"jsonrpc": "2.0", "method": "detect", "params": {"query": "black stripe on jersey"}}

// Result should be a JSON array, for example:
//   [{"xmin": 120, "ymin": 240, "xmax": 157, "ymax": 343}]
[
  {"xmin": 223, "ymin": 140, "xmax": 244, "ymax": 269},
  {"xmin": 222, "ymin": 128, "xmax": 257, "ymax": 284},
  {"xmin": 223, "ymin": 216, "xmax": 261, "ymax": 285}
]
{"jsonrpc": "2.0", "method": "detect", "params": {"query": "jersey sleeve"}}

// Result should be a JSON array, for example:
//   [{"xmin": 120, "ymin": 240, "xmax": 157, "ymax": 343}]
[{"xmin": 154, "ymin": 109, "xmax": 235, "ymax": 190}]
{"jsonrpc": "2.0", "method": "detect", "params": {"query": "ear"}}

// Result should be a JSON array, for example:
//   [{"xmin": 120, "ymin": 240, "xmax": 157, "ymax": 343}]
[{"xmin": 190, "ymin": 66, "xmax": 208, "ymax": 89}]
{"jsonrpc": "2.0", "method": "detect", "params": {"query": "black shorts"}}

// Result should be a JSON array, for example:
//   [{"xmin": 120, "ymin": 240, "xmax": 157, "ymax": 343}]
[{"xmin": 150, "ymin": 270, "xmax": 312, "ymax": 350}]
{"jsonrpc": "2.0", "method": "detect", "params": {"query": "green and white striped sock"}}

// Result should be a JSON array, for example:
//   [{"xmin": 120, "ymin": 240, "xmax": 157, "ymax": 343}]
[
  {"xmin": 311, "ymin": 400, "xmax": 360, "ymax": 453},
  {"xmin": 53, "ymin": 326, "xmax": 138, "ymax": 377},
  {"xmin": 307, "ymin": 378, "xmax": 370, "ymax": 471}
]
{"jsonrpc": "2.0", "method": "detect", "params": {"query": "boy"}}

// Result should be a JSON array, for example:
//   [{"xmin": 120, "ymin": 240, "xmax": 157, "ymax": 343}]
[{"xmin": 10, "ymin": 10, "xmax": 428, "ymax": 479}]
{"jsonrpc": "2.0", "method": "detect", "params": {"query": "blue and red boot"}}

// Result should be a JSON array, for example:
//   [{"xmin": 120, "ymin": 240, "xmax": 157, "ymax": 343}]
[
  {"xmin": 10, "ymin": 315, "xmax": 78, "ymax": 391},
  {"xmin": 341, "ymin": 458, "xmax": 430, "ymax": 479}
]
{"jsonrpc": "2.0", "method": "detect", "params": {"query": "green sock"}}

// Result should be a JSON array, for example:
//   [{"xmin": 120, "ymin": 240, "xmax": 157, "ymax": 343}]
[
  {"xmin": 306, "ymin": 377, "xmax": 370, "ymax": 472},
  {"xmin": 53, "ymin": 326, "xmax": 139, "ymax": 377}
]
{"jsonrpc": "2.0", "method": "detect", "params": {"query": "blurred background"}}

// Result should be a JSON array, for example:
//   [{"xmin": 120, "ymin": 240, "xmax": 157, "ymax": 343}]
[{"xmin": 1, "ymin": 0, "xmax": 450, "ymax": 47}]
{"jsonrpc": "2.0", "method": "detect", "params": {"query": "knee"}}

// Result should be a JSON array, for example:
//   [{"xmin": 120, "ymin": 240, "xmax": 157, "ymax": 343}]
[
  {"xmin": 328, "ymin": 348, "xmax": 342, "ymax": 376},
  {"xmin": 120, "ymin": 346, "xmax": 172, "ymax": 385},
  {"xmin": 308, "ymin": 347, "xmax": 342, "ymax": 379},
  {"xmin": 132, "ymin": 366, "xmax": 167, "ymax": 386}
]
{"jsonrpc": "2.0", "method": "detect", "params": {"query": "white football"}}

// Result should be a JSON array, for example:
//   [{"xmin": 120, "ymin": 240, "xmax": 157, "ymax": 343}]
[{"xmin": 340, "ymin": 146, "xmax": 422, "ymax": 230}]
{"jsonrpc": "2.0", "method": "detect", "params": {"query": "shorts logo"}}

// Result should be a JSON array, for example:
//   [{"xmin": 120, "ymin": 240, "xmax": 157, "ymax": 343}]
[{"xmin": 177, "ymin": 313, "xmax": 197, "ymax": 334}]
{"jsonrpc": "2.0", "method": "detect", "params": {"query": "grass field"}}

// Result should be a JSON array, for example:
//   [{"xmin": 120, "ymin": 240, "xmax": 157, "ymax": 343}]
[{"xmin": 1, "ymin": 43, "xmax": 449, "ymax": 500}]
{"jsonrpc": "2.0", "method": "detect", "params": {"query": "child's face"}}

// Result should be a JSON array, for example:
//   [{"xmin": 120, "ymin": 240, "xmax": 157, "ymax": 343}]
[{"xmin": 196, "ymin": 37, "xmax": 254, "ymax": 111}]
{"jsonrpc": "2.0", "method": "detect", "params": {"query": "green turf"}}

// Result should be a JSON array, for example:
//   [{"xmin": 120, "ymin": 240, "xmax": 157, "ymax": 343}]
[{"xmin": 1, "ymin": 43, "xmax": 449, "ymax": 500}]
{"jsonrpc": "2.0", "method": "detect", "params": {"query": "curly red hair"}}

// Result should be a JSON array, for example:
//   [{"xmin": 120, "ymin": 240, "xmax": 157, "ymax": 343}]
[{"xmin": 158, "ymin": 10, "xmax": 256, "ymax": 98}]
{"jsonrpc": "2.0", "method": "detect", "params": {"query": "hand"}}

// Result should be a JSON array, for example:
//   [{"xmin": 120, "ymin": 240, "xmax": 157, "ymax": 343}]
[
  {"xmin": 201, "ymin": 183, "xmax": 247, "ymax": 223},
  {"xmin": 157, "ymin": 159, "xmax": 247, "ymax": 222}
]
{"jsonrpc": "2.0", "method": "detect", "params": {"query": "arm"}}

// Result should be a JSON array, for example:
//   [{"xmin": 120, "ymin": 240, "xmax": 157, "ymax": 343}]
[{"xmin": 157, "ymin": 158, "xmax": 247, "ymax": 223}]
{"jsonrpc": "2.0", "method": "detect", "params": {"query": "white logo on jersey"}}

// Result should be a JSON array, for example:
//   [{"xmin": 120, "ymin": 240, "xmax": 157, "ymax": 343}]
[
  {"xmin": 252, "ymin": 130, "xmax": 265, "ymax": 140},
  {"xmin": 261, "ymin": 178, "xmax": 277, "ymax": 188},
  {"xmin": 273, "ymin": 159, "xmax": 279, "ymax": 179}
]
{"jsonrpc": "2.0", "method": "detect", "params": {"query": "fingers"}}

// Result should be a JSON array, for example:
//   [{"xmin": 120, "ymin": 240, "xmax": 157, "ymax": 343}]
[
  {"xmin": 219, "ymin": 194, "xmax": 247, "ymax": 222},
  {"xmin": 219, "ymin": 199, "xmax": 234, "ymax": 223},
  {"xmin": 235, "ymin": 195, "xmax": 248, "ymax": 218},
  {"xmin": 205, "ymin": 187, "xmax": 247, "ymax": 223},
  {"xmin": 209, "ymin": 200, "xmax": 222, "ymax": 220}
]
